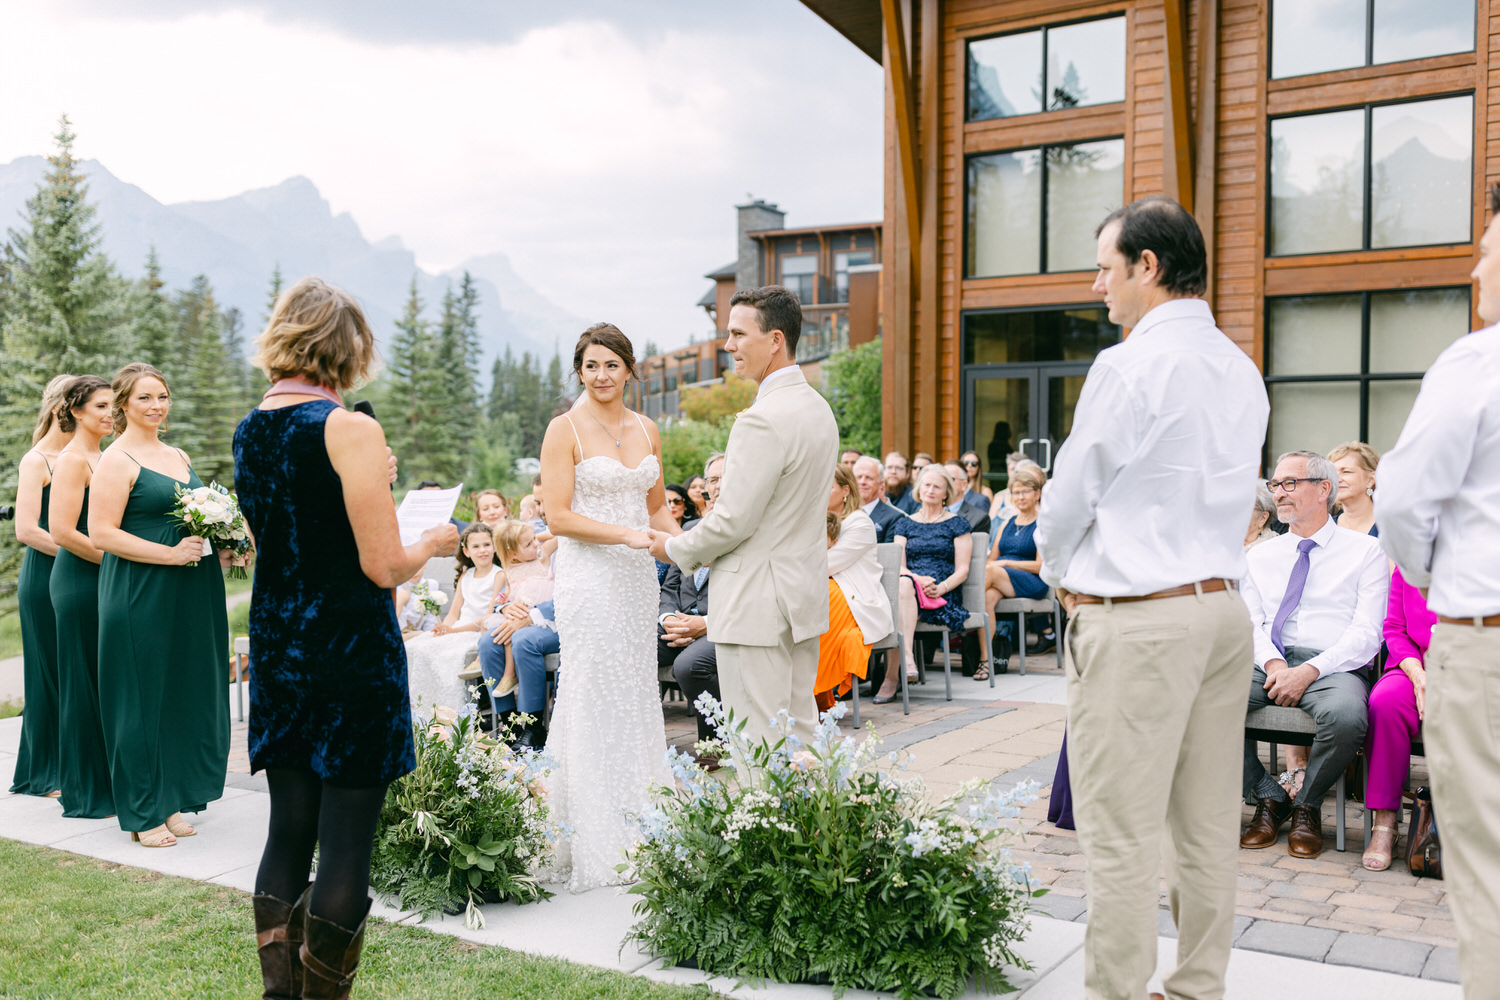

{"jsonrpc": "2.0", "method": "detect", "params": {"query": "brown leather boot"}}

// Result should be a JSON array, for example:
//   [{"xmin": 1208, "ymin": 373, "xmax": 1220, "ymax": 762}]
[
  {"xmin": 1240, "ymin": 796, "xmax": 1293, "ymax": 849},
  {"xmin": 252, "ymin": 885, "xmax": 309, "ymax": 1000},
  {"xmin": 1287, "ymin": 803, "xmax": 1325, "ymax": 859},
  {"xmin": 300, "ymin": 901, "xmax": 369, "ymax": 1000}
]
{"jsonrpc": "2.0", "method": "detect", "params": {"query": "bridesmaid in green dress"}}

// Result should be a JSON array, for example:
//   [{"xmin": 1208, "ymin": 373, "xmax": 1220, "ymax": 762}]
[
  {"xmin": 9, "ymin": 374, "xmax": 76, "ymax": 798},
  {"xmin": 48, "ymin": 375, "xmax": 115, "ymax": 818},
  {"xmin": 90, "ymin": 363, "xmax": 229, "ymax": 848}
]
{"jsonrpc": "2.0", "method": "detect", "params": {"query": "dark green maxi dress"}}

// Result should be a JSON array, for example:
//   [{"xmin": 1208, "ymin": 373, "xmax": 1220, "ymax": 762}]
[
  {"xmin": 97, "ymin": 460, "xmax": 228, "ymax": 833},
  {"xmin": 51, "ymin": 482, "xmax": 114, "ymax": 818},
  {"xmin": 10, "ymin": 468, "xmax": 61, "ymax": 796}
]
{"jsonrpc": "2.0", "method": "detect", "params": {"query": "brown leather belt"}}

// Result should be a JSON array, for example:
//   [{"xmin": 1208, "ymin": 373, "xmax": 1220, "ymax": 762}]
[
  {"xmin": 1439, "ymin": 615, "xmax": 1500, "ymax": 627},
  {"xmin": 1072, "ymin": 578, "xmax": 1236, "ymax": 606}
]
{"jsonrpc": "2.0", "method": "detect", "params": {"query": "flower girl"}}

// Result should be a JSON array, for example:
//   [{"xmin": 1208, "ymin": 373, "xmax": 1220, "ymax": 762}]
[
  {"xmin": 488, "ymin": 520, "xmax": 555, "ymax": 697},
  {"xmin": 395, "ymin": 568, "xmax": 445, "ymax": 636},
  {"xmin": 405, "ymin": 523, "xmax": 501, "ymax": 713}
]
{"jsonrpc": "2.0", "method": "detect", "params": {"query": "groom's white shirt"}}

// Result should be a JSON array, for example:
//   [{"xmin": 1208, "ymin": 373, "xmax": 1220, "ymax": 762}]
[{"xmin": 666, "ymin": 364, "xmax": 838, "ymax": 646}]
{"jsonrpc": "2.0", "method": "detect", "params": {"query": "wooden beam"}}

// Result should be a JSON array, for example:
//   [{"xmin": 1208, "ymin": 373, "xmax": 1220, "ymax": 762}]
[
  {"xmin": 1193, "ymin": 0, "xmax": 1218, "ymax": 303},
  {"xmin": 882, "ymin": 0, "xmax": 920, "ymax": 285},
  {"xmin": 1163, "ymin": 0, "xmax": 1194, "ymax": 211}
]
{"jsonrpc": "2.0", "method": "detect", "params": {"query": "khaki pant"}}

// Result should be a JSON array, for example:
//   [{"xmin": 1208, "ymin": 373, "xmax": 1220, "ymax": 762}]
[
  {"xmin": 716, "ymin": 629, "xmax": 820, "ymax": 748},
  {"xmin": 1425, "ymin": 624, "xmax": 1500, "ymax": 999},
  {"xmin": 1066, "ymin": 588, "xmax": 1252, "ymax": 1000}
]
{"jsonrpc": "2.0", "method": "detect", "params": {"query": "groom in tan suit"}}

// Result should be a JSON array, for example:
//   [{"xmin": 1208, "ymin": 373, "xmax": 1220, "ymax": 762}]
[{"xmin": 650, "ymin": 285, "xmax": 839, "ymax": 744}]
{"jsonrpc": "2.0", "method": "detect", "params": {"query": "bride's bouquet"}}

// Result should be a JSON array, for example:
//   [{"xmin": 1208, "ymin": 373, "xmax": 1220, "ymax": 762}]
[{"xmin": 168, "ymin": 482, "xmax": 253, "ymax": 579}]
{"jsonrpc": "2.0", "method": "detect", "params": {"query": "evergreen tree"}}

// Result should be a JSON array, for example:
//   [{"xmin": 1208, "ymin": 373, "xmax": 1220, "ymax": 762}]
[
  {"xmin": 513, "ymin": 352, "xmax": 544, "ymax": 458},
  {"xmin": 220, "ymin": 305, "xmax": 259, "ymax": 420},
  {"xmin": 126, "ymin": 248, "xmax": 173, "ymax": 369},
  {"xmin": 434, "ymin": 275, "xmax": 481, "ymax": 450},
  {"xmin": 386, "ymin": 277, "xmax": 461, "ymax": 484},
  {"xmin": 166, "ymin": 276, "xmax": 237, "ymax": 484},
  {"xmin": 264, "ymin": 263, "xmax": 283, "ymax": 323},
  {"xmin": 543, "ymin": 350, "xmax": 567, "ymax": 421}
]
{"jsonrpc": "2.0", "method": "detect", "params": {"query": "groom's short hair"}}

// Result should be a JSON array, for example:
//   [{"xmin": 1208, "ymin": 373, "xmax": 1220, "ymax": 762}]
[{"xmin": 729, "ymin": 285, "xmax": 802, "ymax": 359}]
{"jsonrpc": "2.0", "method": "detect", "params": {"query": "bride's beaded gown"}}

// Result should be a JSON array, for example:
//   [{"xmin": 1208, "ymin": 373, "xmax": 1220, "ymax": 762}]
[{"xmin": 548, "ymin": 453, "xmax": 670, "ymax": 892}]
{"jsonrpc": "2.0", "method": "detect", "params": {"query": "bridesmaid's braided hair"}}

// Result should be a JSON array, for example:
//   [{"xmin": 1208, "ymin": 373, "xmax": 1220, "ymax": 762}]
[{"xmin": 55, "ymin": 375, "xmax": 112, "ymax": 432}]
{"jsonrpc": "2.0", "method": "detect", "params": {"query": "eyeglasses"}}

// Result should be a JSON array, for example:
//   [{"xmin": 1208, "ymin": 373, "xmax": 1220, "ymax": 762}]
[
  {"xmin": 1267, "ymin": 477, "xmax": 1326, "ymax": 494},
  {"xmin": 666, "ymin": 498, "xmax": 685, "ymax": 506},
  {"xmin": 962, "ymin": 459, "xmax": 980, "ymax": 467}
]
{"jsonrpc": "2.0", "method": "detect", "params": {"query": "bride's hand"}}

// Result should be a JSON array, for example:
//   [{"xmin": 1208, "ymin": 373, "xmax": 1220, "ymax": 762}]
[{"xmin": 622, "ymin": 529, "xmax": 654, "ymax": 550}]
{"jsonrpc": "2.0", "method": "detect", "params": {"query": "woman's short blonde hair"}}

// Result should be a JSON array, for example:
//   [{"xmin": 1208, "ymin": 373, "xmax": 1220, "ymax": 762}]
[
  {"xmin": 1010, "ymin": 461, "xmax": 1047, "ymax": 493},
  {"xmin": 831, "ymin": 463, "xmax": 860, "ymax": 518},
  {"xmin": 1327, "ymin": 441, "xmax": 1379, "ymax": 477},
  {"xmin": 253, "ymin": 277, "xmax": 378, "ymax": 392},
  {"xmin": 915, "ymin": 463, "xmax": 957, "ymax": 505}
]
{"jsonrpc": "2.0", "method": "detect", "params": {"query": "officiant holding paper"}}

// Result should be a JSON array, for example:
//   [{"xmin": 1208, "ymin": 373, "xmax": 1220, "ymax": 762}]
[{"xmin": 233, "ymin": 276, "xmax": 457, "ymax": 1000}]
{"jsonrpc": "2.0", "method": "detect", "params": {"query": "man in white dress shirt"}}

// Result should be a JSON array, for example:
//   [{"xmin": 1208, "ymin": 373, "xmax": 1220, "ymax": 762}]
[
  {"xmin": 1239, "ymin": 451, "xmax": 1387, "ymax": 859},
  {"xmin": 1037, "ymin": 197, "xmax": 1268, "ymax": 1000},
  {"xmin": 1376, "ymin": 182, "xmax": 1500, "ymax": 997}
]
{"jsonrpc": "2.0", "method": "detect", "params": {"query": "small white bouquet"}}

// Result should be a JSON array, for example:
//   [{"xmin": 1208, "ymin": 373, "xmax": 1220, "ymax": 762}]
[
  {"xmin": 409, "ymin": 578, "xmax": 447, "ymax": 618},
  {"xmin": 168, "ymin": 482, "xmax": 253, "ymax": 579}
]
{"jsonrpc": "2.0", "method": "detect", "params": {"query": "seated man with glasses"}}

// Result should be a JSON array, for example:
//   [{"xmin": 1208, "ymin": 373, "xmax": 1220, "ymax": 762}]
[{"xmin": 1239, "ymin": 450, "xmax": 1389, "ymax": 858}]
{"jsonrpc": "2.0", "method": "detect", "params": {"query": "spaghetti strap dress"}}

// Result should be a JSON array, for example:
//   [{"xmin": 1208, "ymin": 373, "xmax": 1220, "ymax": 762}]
[
  {"xmin": 97, "ymin": 453, "xmax": 229, "ymax": 832},
  {"xmin": 51, "ymin": 478, "xmax": 115, "ymax": 817},
  {"xmin": 10, "ymin": 457, "xmax": 61, "ymax": 796}
]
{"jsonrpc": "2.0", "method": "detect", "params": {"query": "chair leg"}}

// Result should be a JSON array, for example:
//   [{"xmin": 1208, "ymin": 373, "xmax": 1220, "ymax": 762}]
[
  {"xmin": 1054, "ymin": 598, "xmax": 1065, "ymax": 668},
  {"xmin": 1017, "ymin": 610, "xmax": 1028, "ymax": 676},
  {"xmin": 986, "ymin": 616, "xmax": 995, "ymax": 689},
  {"xmin": 1267, "ymin": 742, "xmax": 1279, "ymax": 778},
  {"xmin": 850, "ymin": 673, "xmax": 861, "ymax": 728},
  {"xmin": 1363, "ymin": 755, "xmax": 1372, "ymax": 844},
  {"xmin": 898, "ymin": 631, "xmax": 910, "ymax": 715},
  {"xmin": 1336, "ymin": 771, "xmax": 1347, "ymax": 852},
  {"xmin": 941, "ymin": 630, "xmax": 953, "ymax": 701}
]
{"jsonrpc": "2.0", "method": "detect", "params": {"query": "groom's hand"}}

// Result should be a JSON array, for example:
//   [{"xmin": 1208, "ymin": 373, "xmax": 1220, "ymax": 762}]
[{"xmin": 649, "ymin": 529, "xmax": 675, "ymax": 564}]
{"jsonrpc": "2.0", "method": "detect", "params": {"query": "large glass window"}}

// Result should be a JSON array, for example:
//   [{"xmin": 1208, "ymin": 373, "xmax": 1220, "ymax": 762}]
[
  {"xmin": 1269, "ymin": 95, "xmax": 1472, "ymax": 255},
  {"xmin": 967, "ymin": 16, "xmax": 1125, "ymax": 120},
  {"xmin": 1271, "ymin": 0, "xmax": 1475, "ymax": 79},
  {"xmin": 1264, "ymin": 287, "xmax": 1470, "ymax": 457},
  {"xmin": 780, "ymin": 254, "xmax": 818, "ymax": 304},
  {"xmin": 834, "ymin": 250, "xmax": 873, "ymax": 303},
  {"xmin": 964, "ymin": 306, "xmax": 1120, "ymax": 365},
  {"xmin": 967, "ymin": 138, "xmax": 1124, "ymax": 277}
]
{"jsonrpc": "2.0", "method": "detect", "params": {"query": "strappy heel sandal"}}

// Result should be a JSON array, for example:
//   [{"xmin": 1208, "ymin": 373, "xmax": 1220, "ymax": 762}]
[
  {"xmin": 132, "ymin": 825, "xmax": 177, "ymax": 848},
  {"xmin": 164, "ymin": 812, "xmax": 196, "ymax": 838},
  {"xmin": 1362, "ymin": 825, "xmax": 1396, "ymax": 871}
]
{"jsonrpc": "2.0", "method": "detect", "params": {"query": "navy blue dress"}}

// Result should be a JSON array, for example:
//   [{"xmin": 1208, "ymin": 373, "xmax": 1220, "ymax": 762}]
[
  {"xmin": 233, "ymin": 401, "xmax": 415, "ymax": 787},
  {"xmin": 993, "ymin": 518, "xmax": 1049, "ymax": 600},
  {"xmin": 895, "ymin": 513, "xmax": 971, "ymax": 633}
]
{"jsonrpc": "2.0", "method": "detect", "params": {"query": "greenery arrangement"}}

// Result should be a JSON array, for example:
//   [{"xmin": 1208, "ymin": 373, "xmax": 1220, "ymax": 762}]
[
  {"xmin": 371, "ymin": 704, "xmax": 558, "ymax": 928},
  {"xmin": 624, "ymin": 696, "xmax": 1039, "ymax": 1000},
  {"xmin": 821, "ymin": 337, "xmax": 882, "ymax": 457}
]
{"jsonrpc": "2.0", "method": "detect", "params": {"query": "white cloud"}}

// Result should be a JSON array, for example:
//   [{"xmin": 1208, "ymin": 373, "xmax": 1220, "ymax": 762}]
[{"xmin": 0, "ymin": 1, "xmax": 882, "ymax": 349}]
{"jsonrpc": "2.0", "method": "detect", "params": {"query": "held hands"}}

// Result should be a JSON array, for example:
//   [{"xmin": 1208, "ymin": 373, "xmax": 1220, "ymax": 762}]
[
  {"xmin": 647, "ymin": 529, "xmax": 674, "ymax": 563},
  {"xmin": 1263, "ymin": 658, "xmax": 1318, "ymax": 707},
  {"xmin": 621, "ymin": 528, "xmax": 654, "ymax": 552},
  {"xmin": 421, "ymin": 523, "xmax": 459, "ymax": 557},
  {"xmin": 661, "ymin": 612, "xmax": 706, "ymax": 647}
]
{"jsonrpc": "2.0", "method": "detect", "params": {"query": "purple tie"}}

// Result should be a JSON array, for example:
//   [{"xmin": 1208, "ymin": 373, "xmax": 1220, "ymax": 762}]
[{"xmin": 1270, "ymin": 537, "xmax": 1318, "ymax": 656}]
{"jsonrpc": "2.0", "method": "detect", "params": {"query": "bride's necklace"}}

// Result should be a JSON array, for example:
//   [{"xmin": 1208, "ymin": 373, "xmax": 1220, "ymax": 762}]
[{"xmin": 583, "ymin": 406, "xmax": 627, "ymax": 449}]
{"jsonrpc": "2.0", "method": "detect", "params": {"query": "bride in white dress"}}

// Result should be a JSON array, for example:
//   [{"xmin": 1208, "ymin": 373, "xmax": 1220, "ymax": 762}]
[{"xmin": 539, "ymin": 324, "xmax": 681, "ymax": 892}]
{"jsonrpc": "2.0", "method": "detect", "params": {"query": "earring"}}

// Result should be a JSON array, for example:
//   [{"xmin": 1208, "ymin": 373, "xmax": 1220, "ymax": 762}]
[{"xmin": 1366, "ymin": 487, "xmax": 1374, "ymax": 497}]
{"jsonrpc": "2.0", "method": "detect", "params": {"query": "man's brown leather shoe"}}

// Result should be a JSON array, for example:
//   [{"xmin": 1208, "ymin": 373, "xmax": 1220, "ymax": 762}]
[
  {"xmin": 1240, "ymin": 796, "xmax": 1293, "ymax": 849},
  {"xmin": 1288, "ymin": 804, "xmax": 1324, "ymax": 858}
]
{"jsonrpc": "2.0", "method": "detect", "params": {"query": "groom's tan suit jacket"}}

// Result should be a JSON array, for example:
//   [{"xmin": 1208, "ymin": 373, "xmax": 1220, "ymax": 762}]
[{"xmin": 669, "ymin": 367, "xmax": 839, "ymax": 646}]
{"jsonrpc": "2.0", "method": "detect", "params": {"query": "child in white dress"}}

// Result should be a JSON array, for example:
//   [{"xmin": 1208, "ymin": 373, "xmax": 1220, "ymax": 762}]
[
  {"xmin": 405, "ymin": 523, "xmax": 502, "ymax": 714},
  {"xmin": 488, "ymin": 520, "xmax": 556, "ymax": 697}
]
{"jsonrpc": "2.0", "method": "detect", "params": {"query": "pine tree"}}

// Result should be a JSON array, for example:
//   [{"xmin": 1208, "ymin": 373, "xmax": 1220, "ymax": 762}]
[
  {"xmin": 386, "ymin": 277, "xmax": 457, "ymax": 485},
  {"xmin": 166, "ymin": 276, "xmax": 237, "ymax": 484},
  {"xmin": 543, "ymin": 350, "xmax": 566, "ymax": 421},
  {"xmin": 513, "ymin": 352, "xmax": 544, "ymax": 458},
  {"xmin": 126, "ymin": 247, "xmax": 173, "ymax": 369},
  {"xmin": 264, "ymin": 263, "xmax": 283, "ymax": 324}
]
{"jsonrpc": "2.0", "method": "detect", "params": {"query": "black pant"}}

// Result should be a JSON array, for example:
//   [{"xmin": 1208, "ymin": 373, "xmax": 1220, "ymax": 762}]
[{"xmin": 666, "ymin": 637, "xmax": 719, "ymax": 742}]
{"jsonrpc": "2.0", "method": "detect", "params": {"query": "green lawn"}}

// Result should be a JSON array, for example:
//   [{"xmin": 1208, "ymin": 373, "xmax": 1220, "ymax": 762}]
[{"xmin": 0, "ymin": 840, "xmax": 716, "ymax": 1000}]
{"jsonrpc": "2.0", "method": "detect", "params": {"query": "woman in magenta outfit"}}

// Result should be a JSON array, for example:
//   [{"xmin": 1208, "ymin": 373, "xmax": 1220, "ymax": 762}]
[{"xmin": 1362, "ymin": 564, "xmax": 1437, "ymax": 871}]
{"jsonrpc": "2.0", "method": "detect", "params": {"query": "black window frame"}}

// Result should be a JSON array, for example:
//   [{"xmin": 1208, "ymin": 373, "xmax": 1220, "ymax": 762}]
[
  {"xmin": 1267, "ymin": 0, "xmax": 1478, "ymax": 81},
  {"xmin": 965, "ymin": 13, "xmax": 1127, "ymax": 122},
  {"xmin": 1266, "ymin": 91, "xmax": 1475, "ymax": 257},
  {"xmin": 964, "ymin": 135, "xmax": 1126, "ymax": 279},
  {"xmin": 1262, "ymin": 284, "xmax": 1471, "ymax": 463}
]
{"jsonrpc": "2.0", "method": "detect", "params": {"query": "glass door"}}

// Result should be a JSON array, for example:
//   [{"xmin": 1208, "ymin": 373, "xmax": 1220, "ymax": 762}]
[{"xmin": 964, "ymin": 362, "xmax": 1092, "ymax": 489}]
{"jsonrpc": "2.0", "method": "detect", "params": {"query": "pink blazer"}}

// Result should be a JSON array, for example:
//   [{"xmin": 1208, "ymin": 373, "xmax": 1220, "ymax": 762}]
[{"xmin": 1383, "ymin": 565, "xmax": 1437, "ymax": 670}]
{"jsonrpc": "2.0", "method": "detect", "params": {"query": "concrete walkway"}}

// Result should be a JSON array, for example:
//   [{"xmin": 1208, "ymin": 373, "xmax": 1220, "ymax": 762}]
[{"xmin": 0, "ymin": 683, "xmax": 1462, "ymax": 999}]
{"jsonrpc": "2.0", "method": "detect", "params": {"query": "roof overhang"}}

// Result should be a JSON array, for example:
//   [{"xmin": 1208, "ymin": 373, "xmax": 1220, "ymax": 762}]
[{"xmin": 800, "ymin": 0, "xmax": 882, "ymax": 62}]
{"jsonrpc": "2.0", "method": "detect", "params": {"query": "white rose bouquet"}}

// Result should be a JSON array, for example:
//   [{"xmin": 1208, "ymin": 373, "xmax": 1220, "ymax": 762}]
[
  {"xmin": 409, "ymin": 578, "xmax": 447, "ymax": 618},
  {"xmin": 168, "ymin": 481, "xmax": 254, "ymax": 579}
]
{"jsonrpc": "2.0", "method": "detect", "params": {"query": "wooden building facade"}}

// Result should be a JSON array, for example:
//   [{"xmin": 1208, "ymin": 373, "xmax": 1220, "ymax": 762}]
[{"xmin": 803, "ymin": 0, "xmax": 1486, "ymax": 490}]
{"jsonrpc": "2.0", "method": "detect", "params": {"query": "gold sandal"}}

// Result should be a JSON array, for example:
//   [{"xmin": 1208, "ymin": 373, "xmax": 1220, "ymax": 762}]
[
  {"xmin": 164, "ymin": 812, "xmax": 196, "ymax": 838},
  {"xmin": 132, "ymin": 825, "xmax": 177, "ymax": 848},
  {"xmin": 1362, "ymin": 825, "xmax": 1396, "ymax": 871}
]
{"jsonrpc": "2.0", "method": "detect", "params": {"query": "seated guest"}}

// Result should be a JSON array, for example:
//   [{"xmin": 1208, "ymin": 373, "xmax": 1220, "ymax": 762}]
[
  {"xmin": 874, "ymin": 465, "xmax": 973, "ymax": 704},
  {"xmin": 947, "ymin": 458, "xmax": 988, "ymax": 511},
  {"xmin": 984, "ymin": 461, "xmax": 1049, "ymax": 676},
  {"xmin": 1363, "ymin": 564, "xmax": 1437, "ymax": 870},
  {"xmin": 405, "ymin": 523, "xmax": 502, "ymax": 712},
  {"xmin": 657, "ymin": 484, "xmax": 698, "ymax": 582},
  {"xmin": 685, "ymin": 474, "xmax": 708, "ymax": 513},
  {"xmin": 884, "ymin": 451, "xmax": 917, "ymax": 513},
  {"xmin": 395, "ymin": 567, "xmax": 441, "ymax": 635},
  {"xmin": 1246, "ymin": 480, "xmax": 1280, "ymax": 549},
  {"xmin": 818, "ymin": 465, "xmax": 894, "ymax": 711},
  {"xmin": 989, "ymin": 450, "xmax": 1030, "ymax": 521},
  {"xmin": 943, "ymin": 461, "xmax": 991, "ymax": 534},
  {"xmin": 911, "ymin": 452, "xmax": 933, "ymax": 476},
  {"xmin": 485, "ymin": 520, "xmax": 556, "ymax": 699},
  {"xmin": 697, "ymin": 452, "xmax": 724, "ymax": 516},
  {"xmin": 853, "ymin": 456, "xmax": 903, "ymax": 543},
  {"xmin": 473, "ymin": 488, "xmax": 509, "ymax": 531},
  {"xmin": 1239, "ymin": 450, "xmax": 1388, "ymax": 859},
  {"xmin": 479, "ymin": 599, "xmax": 555, "ymax": 749},
  {"xmin": 959, "ymin": 451, "xmax": 994, "ymax": 505},
  {"xmin": 840, "ymin": 447, "xmax": 862, "ymax": 470},
  {"xmin": 659, "ymin": 453, "xmax": 723, "ymax": 748},
  {"xmin": 1329, "ymin": 441, "xmax": 1379, "ymax": 536}
]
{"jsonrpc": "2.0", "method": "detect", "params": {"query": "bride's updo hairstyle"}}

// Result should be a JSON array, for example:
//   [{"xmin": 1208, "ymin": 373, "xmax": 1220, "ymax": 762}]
[
  {"xmin": 254, "ymin": 276, "xmax": 378, "ymax": 393},
  {"xmin": 572, "ymin": 323, "xmax": 637, "ymax": 382}
]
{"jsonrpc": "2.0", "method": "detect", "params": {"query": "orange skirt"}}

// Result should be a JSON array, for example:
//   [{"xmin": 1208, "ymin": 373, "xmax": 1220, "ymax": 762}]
[{"xmin": 815, "ymin": 579, "xmax": 872, "ymax": 713}]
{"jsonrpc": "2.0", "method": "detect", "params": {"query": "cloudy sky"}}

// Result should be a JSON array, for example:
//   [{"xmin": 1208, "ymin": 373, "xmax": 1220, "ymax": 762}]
[{"xmin": 0, "ymin": 0, "xmax": 884, "ymax": 350}]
